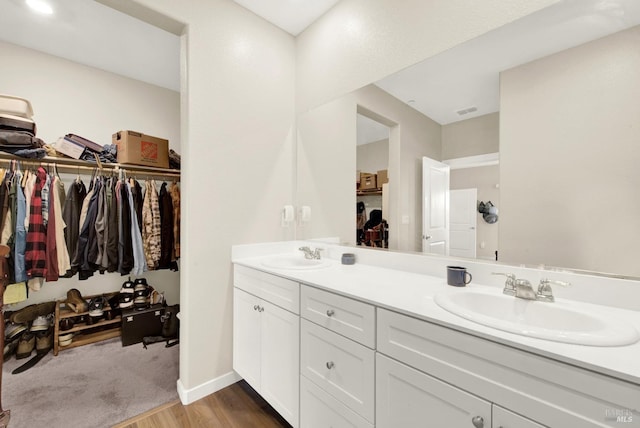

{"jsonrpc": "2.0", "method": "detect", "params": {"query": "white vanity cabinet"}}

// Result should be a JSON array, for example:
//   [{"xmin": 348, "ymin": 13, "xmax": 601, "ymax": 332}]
[
  {"xmin": 233, "ymin": 266, "xmax": 300, "ymax": 427},
  {"xmin": 377, "ymin": 308, "xmax": 640, "ymax": 428},
  {"xmin": 300, "ymin": 285, "xmax": 376, "ymax": 427}
]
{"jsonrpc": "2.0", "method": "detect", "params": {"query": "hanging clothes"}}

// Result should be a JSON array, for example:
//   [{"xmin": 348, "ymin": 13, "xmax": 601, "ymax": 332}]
[
  {"xmin": 127, "ymin": 180, "xmax": 146, "ymax": 276},
  {"xmin": 52, "ymin": 176, "xmax": 70, "ymax": 275},
  {"xmin": 45, "ymin": 174, "xmax": 59, "ymax": 282},
  {"xmin": 169, "ymin": 182, "xmax": 180, "ymax": 260},
  {"xmin": 62, "ymin": 178, "xmax": 86, "ymax": 277},
  {"xmin": 14, "ymin": 171, "xmax": 27, "ymax": 283},
  {"xmin": 118, "ymin": 179, "xmax": 134, "ymax": 275},
  {"xmin": 25, "ymin": 167, "xmax": 48, "ymax": 285},
  {"xmin": 72, "ymin": 177, "xmax": 101, "ymax": 280},
  {"xmin": 130, "ymin": 178, "xmax": 143, "ymax": 232},
  {"xmin": 106, "ymin": 177, "xmax": 119, "ymax": 272},
  {"xmin": 142, "ymin": 180, "xmax": 161, "ymax": 270},
  {"xmin": 158, "ymin": 182, "xmax": 175, "ymax": 270}
]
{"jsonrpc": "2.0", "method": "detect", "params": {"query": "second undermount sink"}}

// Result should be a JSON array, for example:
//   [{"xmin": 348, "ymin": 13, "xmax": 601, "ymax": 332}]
[
  {"xmin": 261, "ymin": 254, "xmax": 331, "ymax": 270},
  {"xmin": 434, "ymin": 287, "xmax": 640, "ymax": 347}
]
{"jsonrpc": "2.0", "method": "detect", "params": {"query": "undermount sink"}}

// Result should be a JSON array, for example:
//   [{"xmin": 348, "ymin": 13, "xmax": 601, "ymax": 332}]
[
  {"xmin": 261, "ymin": 254, "xmax": 331, "ymax": 270},
  {"xmin": 434, "ymin": 288, "xmax": 640, "ymax": 347}
]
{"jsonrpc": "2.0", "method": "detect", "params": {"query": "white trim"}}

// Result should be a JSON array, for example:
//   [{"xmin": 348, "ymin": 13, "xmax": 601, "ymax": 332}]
[
  {"xmin": 443, "ymin": 152, "xmax": 499, "ymax": 170},
  {"xmin": 176, "ymin": 371, "xmax": 242, "ymax": 405}
]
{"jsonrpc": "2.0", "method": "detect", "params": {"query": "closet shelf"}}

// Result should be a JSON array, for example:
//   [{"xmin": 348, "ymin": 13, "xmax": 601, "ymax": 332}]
[{"xmin": 0, "ymin": 152, "xmax": 180, "ymax": 179}]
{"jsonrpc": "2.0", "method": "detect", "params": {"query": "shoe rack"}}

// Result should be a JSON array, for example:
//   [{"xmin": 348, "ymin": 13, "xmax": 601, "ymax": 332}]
[{"xmin": 53, "ymin": 292, "xmax": 121, "ymax": 356}]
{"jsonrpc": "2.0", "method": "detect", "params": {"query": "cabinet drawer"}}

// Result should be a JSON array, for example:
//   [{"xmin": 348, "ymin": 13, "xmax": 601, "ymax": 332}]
[
  {"xmin": 301, "ymin": 285, "xmax": 375, "ymax": 348},
  {"xmin": 493, "ymin": 405, "xmax": 545, "ymax": 428},
  {"xmin": 377, "ymin": 308, "xmax": 640, "ymax": 428},
  {"xmin": 300, "ymin": 375, "xmax": 373, "ymax": 428},
  {"xmin": 234, "ymin": 265, "xmax": 299, "ymax": 314},
  {"xmin": 300, "ymin": 319, "xmax": 375, "ymax": 423},
  {"xmin": 376, "ymin": 353, "xmax": 491, "ymax": 428}
]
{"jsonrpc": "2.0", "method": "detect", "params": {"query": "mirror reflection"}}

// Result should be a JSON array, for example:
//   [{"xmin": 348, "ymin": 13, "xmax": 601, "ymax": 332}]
[{"xmin": 296, "ymin": 0, "xmax": 640, "ymax": 278}]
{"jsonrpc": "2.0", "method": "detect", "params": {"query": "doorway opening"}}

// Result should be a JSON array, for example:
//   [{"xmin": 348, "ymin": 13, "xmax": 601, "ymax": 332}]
[{"xmin": 356, "ymin": 112, "xmax": 390, "ymax": 248}]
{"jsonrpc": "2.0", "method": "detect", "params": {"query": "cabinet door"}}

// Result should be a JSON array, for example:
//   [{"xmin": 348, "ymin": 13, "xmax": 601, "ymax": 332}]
[
  {"xmin": 377, "ymin": 353, "xmax": 491, "ymax": 428},
  {"xmin": 493, "ymin": 406, "xmax": 545, "ymax": 428},
  {"xmin": 300, "ymin": 375, "xmax": 373, "ymax": 428},
  {"xmin": 233, "ymin": 288, "xmax": 262, "ymax": 391},
  {"xmin": 261, "ymin": 299, "xmax": 300, "ymax": 428}
]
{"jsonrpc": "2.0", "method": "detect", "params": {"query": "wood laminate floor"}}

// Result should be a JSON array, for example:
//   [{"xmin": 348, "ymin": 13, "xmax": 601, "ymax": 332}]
[{"xmin": 113, "ymin": 381, "xmax": 291, "ymax": 428}]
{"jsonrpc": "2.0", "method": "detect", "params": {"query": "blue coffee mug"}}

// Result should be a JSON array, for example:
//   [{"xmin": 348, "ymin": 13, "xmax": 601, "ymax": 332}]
[{"xmin": 447, "ymin": 266, "xmax": 472, "ymax": 287}]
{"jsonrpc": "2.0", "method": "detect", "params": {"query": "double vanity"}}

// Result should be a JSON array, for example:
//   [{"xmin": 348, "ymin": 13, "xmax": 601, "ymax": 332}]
[{"xmin": 232, "ymin": 241, "xmax": 640, "ymax": 428}]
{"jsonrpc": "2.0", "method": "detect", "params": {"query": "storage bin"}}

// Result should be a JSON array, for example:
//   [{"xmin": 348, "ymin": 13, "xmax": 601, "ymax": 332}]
[{"xmin": 0, "ymin": 94, "xmax": 34, "ymax": 120}]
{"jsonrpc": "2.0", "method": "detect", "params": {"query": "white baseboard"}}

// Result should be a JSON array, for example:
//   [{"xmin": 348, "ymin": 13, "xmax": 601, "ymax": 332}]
[{"xmin": 177, "ymin": 371, "xmax": 242, "ymax": 405}]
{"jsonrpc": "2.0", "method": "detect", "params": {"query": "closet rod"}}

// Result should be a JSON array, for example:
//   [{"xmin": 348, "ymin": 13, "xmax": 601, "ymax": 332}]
[{"xmin": 0, "ymin": 153, "xmax": 180, "ymax": 180}]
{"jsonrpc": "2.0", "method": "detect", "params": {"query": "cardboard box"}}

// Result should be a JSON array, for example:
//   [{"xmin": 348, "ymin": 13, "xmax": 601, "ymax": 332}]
[
  {"xmin": 377, "ymin": 169, "xmax": 388, "ymax": 185},
  {"xmin": 55, "ymin": 137, "xmax": 85, "ymax": 159},
  {"xmin": 359, "ymin": 172, "xmax": 377, "ymax": 190},
  {"xmin": 112, "ymin": 130, "xmax": 169, "ymax": 168}
]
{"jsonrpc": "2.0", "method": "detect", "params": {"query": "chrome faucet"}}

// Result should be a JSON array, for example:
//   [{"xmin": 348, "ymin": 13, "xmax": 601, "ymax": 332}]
[
  {"xmin": 493, "ymin": 272, "xmax": 571, "ymax": 302},
  {"xmin": 536, "ymin": 278, "xmax": 571, "ymax": 302},
  {"xmin": 298, "ymin": 246, "xmax": 323, "ymax": 260}
]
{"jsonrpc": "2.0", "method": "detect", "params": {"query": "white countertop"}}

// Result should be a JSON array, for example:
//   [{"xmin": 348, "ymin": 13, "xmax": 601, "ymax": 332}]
[{"xmin": 233, "ymin": 251, "xmax": 640, "ymax": 386}]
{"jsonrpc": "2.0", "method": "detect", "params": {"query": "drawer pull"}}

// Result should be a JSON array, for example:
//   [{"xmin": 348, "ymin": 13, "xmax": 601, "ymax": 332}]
[
  {"xmin": 326, "ymin": 361, "xmax": 335, "ymax": 369},
  {"xmin": 326, "ymin": 309, "xmax": 335, "ymax": 317},
  {"xmin": 471, "ymin": 416, "xmax": 484, "ymax": 428},
  {"xmin": 258, "ymin": 306, "xmax": 264, "ymax": 312},
  {"xmin": 253, "ymin": 305, "xmax": 259, "ymax": 311}
]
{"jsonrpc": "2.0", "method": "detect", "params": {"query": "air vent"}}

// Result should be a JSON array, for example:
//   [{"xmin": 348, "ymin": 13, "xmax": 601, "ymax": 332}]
[{"xmin": 456, "ymin": 106, "xmax": 478, "ymax": 116}]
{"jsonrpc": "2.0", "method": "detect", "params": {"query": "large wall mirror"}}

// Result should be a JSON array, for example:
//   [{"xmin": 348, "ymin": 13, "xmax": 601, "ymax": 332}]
[{"xmin": 296, "ymin": 0, "xmax": 640, "ymax": 278}]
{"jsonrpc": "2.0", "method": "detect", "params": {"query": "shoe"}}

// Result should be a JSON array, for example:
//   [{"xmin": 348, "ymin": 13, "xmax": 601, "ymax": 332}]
[
  {"xmin": 119, "ymin": 293, "xmax": 134, "ymax": 309},
  {"xmin": 59, "ymin": 318, "xmax": 74, "ymax": 331},
  {"xmin": 65, "ymin": 289, "xmax": 88, "ymax": 313},
  {"xmin": 134, "ymin": 278, "xmax": 148, "ymax": 292},
  {"xmin": 10, "ymin": 301, "xmax": 55, "ymax": 324},
  {"xmin": 58, "ymin": 332, "xmax": 73, "ymax": 347},
  {"xmin": 88, "ymin": 296, "xmax": 106, "ymax": 318},
  {"xmin": 3, "ymin": 339, "xmax": 19, "ymax": 361},
  {"xmin": 5, "ymin": 322, "xmax": 28, "ymax": 341},
  {"xmin": 15, "ymin": 332, "xmax": 35, "ymax": 359},
  {"xmin": 30, "ymin": 314, "xmax": 52, "ymax": 332},
  {"xmin": 120, "ymin": 278, "xmax": 135, "ymax": 294},
  {"xmin": 35, "ymin": 329, "xmax": 52, "ymax": 354}
]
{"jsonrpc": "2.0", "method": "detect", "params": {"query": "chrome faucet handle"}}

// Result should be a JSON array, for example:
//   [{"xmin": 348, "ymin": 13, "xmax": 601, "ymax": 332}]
[
  {"xmin": 312, "ymin": 248, "xmax": 324, "ymax": 259},
  {"xmin": 492, "ymin": 272, "xmax": 516, "ymax": 295},
  {"xmin": 536, "ymin": 278, "xmax": 571, "ymax": 302}
]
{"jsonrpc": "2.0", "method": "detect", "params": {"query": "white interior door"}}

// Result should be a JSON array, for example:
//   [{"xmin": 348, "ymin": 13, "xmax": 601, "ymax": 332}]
[
  {"xmin": 449, "ymin": 188, "xmax": 477, "ymax": 258},
  {"xmin": 422, "ymin": 157, "xmax": 450, "ymax": 254}
]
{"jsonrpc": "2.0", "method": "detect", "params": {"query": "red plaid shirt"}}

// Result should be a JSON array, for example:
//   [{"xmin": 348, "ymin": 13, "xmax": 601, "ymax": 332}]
[{"xmin": 25, "ymin": 167, "xmax": 47, "ymax": 278}]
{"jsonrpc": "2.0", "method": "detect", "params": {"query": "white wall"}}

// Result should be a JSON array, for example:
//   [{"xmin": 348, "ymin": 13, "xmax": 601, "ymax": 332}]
[
  {"xmin": 0, "ymin": 40, "xmax": 181, "ymax": 307},
  {"xmin": 110, "ymin": 0, "xmax": 297, "ymax": 402},
  {"xmin": 500, "ymin": 26, "xmax": 640, "ymax": 276},
  {"xmin": 442, "ymin": 113, "xmax": 499, "ymax": 160},
  {"xmin": 357, "ymin": 139, "xmax": 388, "ymax": 174},
  {"xmin": 0, "ymin": 40, "xmax": 180, "ymax": 150},
  {"xmin": 296, "ymin": 0, "xmax": 560, "ymax": 112}
]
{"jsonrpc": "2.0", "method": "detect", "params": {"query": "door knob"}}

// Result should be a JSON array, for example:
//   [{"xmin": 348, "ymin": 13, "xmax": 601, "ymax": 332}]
[
  {"xmin": 471, "ymin": 416, "xmax": 484, "ymax": 428},
  {"xmin": 326, "ymin": 309, "xmax": 335, "ymax": 317},
  {"xmin": 253, "ymin": 305, "xmax": 259, "ymax": 311},
  {"xmin": 423, "ymin": 235, "xmax": 432, "ymax": 240},
  {"xmin": 326, "ymin": 361, "xmax": 335, "ymax": 369}
]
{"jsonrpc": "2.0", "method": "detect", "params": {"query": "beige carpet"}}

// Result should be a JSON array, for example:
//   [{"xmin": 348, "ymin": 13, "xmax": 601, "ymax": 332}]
[{"xmin": 2, "ymin": 337, "xmax": 179, "ymax": 428}]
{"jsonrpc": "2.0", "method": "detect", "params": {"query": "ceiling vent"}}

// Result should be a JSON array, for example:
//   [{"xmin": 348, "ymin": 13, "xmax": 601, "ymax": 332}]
[{"xmin": 456, "ymin": 106, "xmax": 478, "ymax": 116}]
